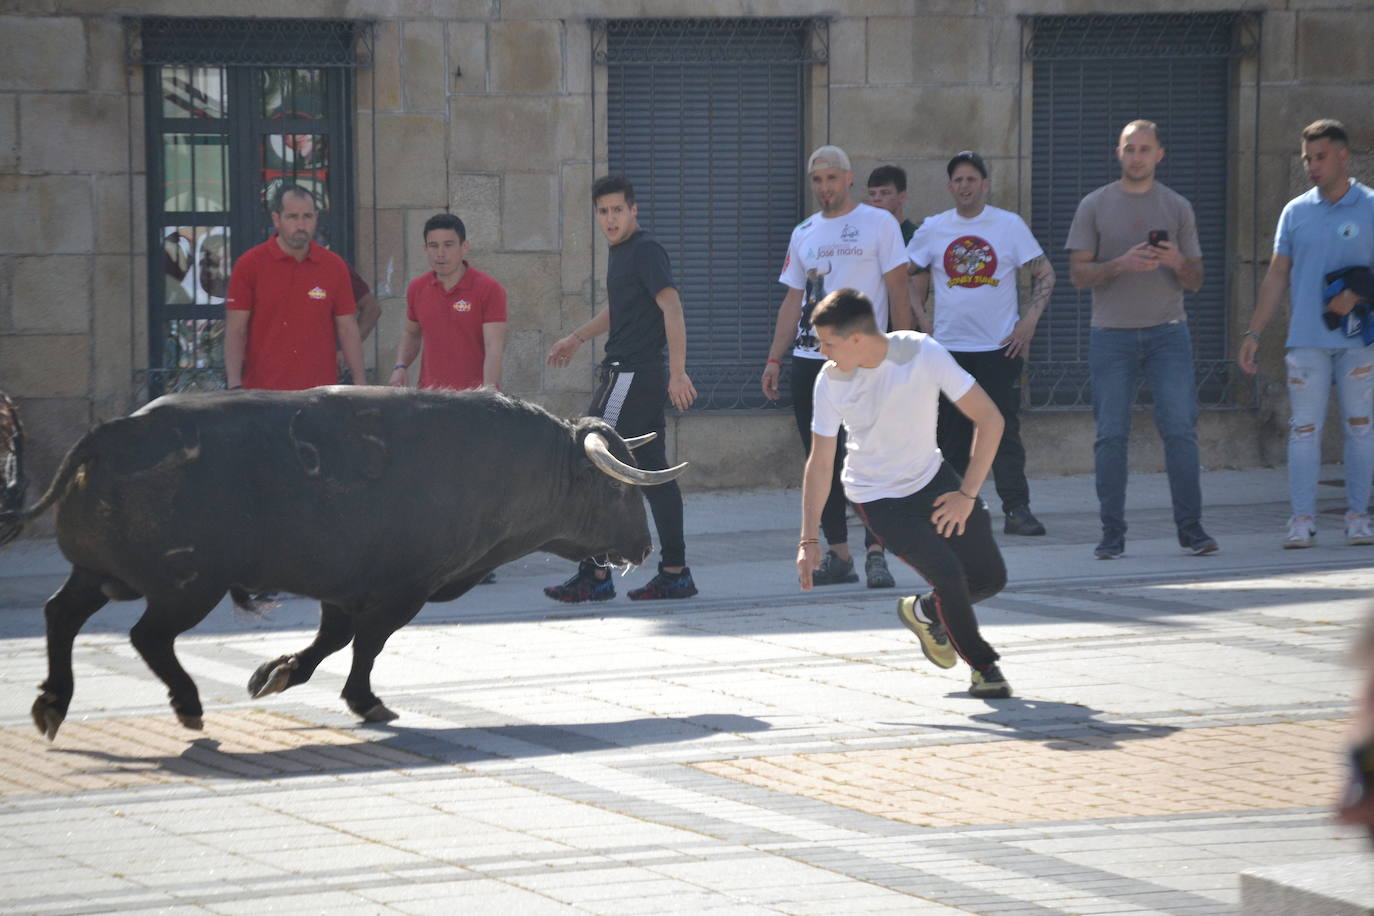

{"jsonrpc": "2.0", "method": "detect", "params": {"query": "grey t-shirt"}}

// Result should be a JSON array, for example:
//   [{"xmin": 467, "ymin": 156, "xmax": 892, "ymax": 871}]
[{"xmin": 1064, "ymin": 181, "xmax": 1202, "ymax": 328}]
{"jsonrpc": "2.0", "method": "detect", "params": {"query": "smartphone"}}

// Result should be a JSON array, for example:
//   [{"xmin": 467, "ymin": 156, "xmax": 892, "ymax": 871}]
[{"xmin": 1148, "ymin": 230, "xmax": 1169, "ymax": 248}]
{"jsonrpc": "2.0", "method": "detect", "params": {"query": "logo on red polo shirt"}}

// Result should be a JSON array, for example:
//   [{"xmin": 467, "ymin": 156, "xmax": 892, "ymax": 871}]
[
  {"xmin": 452, "ymin": 299, "xmax": 472, "ymax": 312},
  {"xmin": 307, "ymin": 286, "xmax": 327, "ymax": 299}
]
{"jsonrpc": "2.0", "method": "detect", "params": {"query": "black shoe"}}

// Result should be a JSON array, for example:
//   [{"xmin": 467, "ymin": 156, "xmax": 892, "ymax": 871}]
[
  {"xmin": 1093, "ymin": 534, "xmax": 1124, "ymax": 560},
  {"xmin": 970, "ymin": 664, "xmax": 1012, "ymax": 699},
  {"xmin": 479, "ymin": 571, "xmax": 497, "ymax": 584},
  {"xmin": 627, "ymin": 565, "xmax": 698, "ymax": 601},
  {"xmin": 1003, "ymin": 505, "xmax": 1046, "ymax": 536},
  {"xmin": 864, "ymin": 551, "xmax": 895, "ymax": 588},
  {"xmin": 811, "ymin": 550, "xmax": 859, "ymax": 586},
  {"xmin": 1179, "ymin": 526, "xmax": 1219, "ymax": 556},
  {"xmin": 543, "ymin": 568, "xmax": 615, "ymax": 603}
]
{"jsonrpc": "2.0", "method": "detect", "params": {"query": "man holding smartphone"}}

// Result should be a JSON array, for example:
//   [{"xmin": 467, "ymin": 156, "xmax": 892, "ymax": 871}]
[{"xmin": 1065, "ymin": 119, "xmax": 1217, "ymax": 560}]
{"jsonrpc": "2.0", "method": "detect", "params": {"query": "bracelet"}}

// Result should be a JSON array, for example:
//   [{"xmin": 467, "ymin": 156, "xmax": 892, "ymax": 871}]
[
  {"xmin": 392, "ymin": 363, "xmax": 408, "ymax": 371},
  {"xmin": 228, "ymin": 385, "xmax": 242, "ymax": 390},
  {"xmin": 571, "ymin": 331, "xmax": 585, "ymax": 343},
  {"xmin": 767, "ymin": 358, "xmax": 781, "ymax": 366},
  {"xmin": 958, "ymin": 490, "xmax": 977, "ymax": 500},
  {"xmin": 1241, "ymin": 330, "xmax": 1261, "ymax": 342},
  {"xmin": 799, "ymin": 537, "xmax": 820, "ymax": 546}
]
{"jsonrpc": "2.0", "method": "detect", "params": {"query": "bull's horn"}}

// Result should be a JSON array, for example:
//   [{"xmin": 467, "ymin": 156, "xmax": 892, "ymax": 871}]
[
  {"xmin": 584, "ymin": 433, "xmax": 687, "ymax": 487},
  {"xmin": 621, "ymin": 432, "xmax": 656, "ymax": 451}
]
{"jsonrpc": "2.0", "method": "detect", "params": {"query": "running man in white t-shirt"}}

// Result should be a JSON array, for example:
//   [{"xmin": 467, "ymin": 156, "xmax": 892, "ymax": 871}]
[
  {"xmin": 797, "ymin": 287, "xmax": 1012, "ymax": 699},
  {"xmin": 762, "ymin": 145, "xmax": 914, "ymax": 590},
  {"xmin": 907, "ymin": 151, "xmax": 1056, "ymax": 538}
]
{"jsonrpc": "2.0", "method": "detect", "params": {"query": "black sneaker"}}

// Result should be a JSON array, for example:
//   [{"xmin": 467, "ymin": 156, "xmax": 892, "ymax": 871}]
[
  {"xmin": 811, "ymin": 550, "xmax": 859, "ymax": 586},
  {"xmin": 480, "ymin": 571, "xmax": 497, "ymax": 585},
  {"xmin": 543, "ymin": 568, "xmax": 615, "ymax": 603},
  {"xmin": 628, "ymin": 565, "xmax": 698, "ymax": 601},
  {"xmin": 1093, "ymin": 533, "xmax": 1124, "ymax": 560},
  {"xmin": 970, "ymin": 664, "xmax": 1012, "ymax": 699},
  {"xmin": 1179, "ymin": 526, "xmax": 1219, "ymax": 556},
  {"xmin": 864, "ymin": 551, "xmax": 895, "ymax": 588},
  {"xmin": 1003, "ymin": 505, "xmax": 1046, "ymax": 536}
]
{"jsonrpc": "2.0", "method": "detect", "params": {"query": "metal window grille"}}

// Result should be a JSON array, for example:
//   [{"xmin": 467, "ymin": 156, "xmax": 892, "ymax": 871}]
[
  {"xmin": 595, "ymin": 18, "xmax": 826, "ymax": 410},
  {"xmin": 1023, "ymin": 12, "xmax": 1259, "ymax": 410},
  {"xmin": 131, "ymin": 18, "xmax": 366, "ymax": 397}
]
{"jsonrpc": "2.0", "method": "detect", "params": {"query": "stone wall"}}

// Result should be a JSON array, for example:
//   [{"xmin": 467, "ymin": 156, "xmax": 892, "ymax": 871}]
[{"xmin": 1, "ymin": 0, "xmax": 1373, "ymax": 517}]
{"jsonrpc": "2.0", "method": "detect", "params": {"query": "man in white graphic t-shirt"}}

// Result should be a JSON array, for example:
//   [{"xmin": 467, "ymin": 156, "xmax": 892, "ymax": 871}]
[
  {"xmin": 762, "ymin": 145, "xmax": 914, "ymax": 589},
  {"xmin": 908, "ymin": 151, "xmax": 1056, "ymax": 537}
]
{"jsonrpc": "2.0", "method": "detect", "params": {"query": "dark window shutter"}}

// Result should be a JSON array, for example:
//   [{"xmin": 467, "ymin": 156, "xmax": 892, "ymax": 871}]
[{"xmin": 604, "ymin": 20, "xmax": 813, "ymax": 409}]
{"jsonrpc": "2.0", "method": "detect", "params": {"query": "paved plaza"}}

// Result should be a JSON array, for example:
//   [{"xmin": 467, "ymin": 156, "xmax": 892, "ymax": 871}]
[{"xmin": 0, "ymin": 468, "xmax": 1369, "ymax": 915}]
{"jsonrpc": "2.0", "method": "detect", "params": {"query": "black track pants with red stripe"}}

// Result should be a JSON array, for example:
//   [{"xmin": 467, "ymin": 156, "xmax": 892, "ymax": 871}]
[{"xmin": 855, "ymin": 461, "xmax": 1005, "ymax": 670}]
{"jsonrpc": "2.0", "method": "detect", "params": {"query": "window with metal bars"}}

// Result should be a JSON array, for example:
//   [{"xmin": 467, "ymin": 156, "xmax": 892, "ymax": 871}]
[
  {"xmin": 596, "ymin": 18, "xmax": 827, "ymax": 410},
  {"xmin": 1024, "ymin": 12, "xmax": 1259, "ymax": 410},
  {"xmin": 135, "ymin": 17, "xmax": 364, "ymax": 395}
]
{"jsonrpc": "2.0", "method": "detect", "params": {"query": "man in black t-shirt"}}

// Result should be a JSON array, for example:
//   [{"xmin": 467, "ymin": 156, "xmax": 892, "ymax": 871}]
[{"xmin": 544, "ymin": 175, "xmax": 699, "ymax": 602}]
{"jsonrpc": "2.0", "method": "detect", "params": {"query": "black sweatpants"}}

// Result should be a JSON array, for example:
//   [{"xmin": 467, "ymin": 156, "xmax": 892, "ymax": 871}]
[
  {"xmin": 854, "ymin": 462, "xmax": 1006, "ymax": 670},
  {"xmin": 589, "ymin": 362, "xmax": 685, "ymax": 567},
  {"xmin": 936, "ymin": 350, "xmax": 1030, "ymax": 514},
  {"xmin": 790, "ymin": 355, "xmax": 879, "ymax": 550}
]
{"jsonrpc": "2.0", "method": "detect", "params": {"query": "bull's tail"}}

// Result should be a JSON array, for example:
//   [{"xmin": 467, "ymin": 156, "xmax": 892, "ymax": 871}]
[{"xmin": 0, "ymin": 421, "xmax": 113, "ymax": 546}]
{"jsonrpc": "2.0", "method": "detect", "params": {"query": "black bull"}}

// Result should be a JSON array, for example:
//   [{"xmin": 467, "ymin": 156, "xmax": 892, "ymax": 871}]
[{"xmin": 0, "ymin": 387, "xmax": 686, "ymax": 739}]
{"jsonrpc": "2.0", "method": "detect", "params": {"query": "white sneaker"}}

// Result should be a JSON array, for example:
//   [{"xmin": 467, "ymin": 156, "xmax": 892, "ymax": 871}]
[
  {"xmin": 1284, "ymin": 516, "xmax": 1316, "ymax": 549},
  {"xmin": 1347, "ymin": 514, "xmax": 1374, "ymax": 546}
]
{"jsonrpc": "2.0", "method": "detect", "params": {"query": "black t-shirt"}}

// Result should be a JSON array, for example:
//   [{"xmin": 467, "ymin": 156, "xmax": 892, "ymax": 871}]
[{"xmin": 604, "ymin": 230, "xmax": 674, "ymax": 369}]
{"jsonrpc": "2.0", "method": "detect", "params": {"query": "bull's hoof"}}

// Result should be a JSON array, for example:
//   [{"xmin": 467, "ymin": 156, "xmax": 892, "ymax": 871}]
[
  {"xmin": 247, "ymin": 655, "xmax": 298, "ymax": 699},
  {"xmin": 360, "ymin": 702, "xmax": 399, "ymax": 723},
  {"xmin": 177, "ymin": 713, "xmax": 204, "ymax": 731},
  {"xmin": 31, "ymin": 693, "xmax": 64, "ymax": 741}
]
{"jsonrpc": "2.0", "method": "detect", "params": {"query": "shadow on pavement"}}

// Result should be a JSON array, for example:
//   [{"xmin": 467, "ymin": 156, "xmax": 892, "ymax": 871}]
[{"xmin": 899, "ymin": 696, "xmax": 1180, "ymax": 751}]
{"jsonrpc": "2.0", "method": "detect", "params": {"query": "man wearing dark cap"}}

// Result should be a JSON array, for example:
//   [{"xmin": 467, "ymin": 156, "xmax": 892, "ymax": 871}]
[
  {"xmin": 1239, "ymin": 118, "xmax": 1374, "ymax": 548},
  {"xmin": 762, "ymin": 144, "xmax": 914, "ymax": 589},
  {"xmin": 907, "ymin": 151, "xmax": 1056, "ymax": 536},
  {"xmin": 1066, "ymin": 120, "xmax": 1216, "ymax": 560}
]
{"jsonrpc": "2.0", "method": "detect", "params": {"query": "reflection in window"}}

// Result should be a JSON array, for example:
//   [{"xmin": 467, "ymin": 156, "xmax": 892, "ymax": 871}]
[
  {"xmin": 260, "ymin": 134, "xmax": 330, "ymax": 215},
  {"xmin": 162, "ymin": 226, "xmax": 231, "ymax": 306},
  {"xmin": 162, "ymin": 66, "xmax": 226, "ymax": 119},
  {"xmin": 165, "ymin": 318, "xmax": 225, "ymax": 378},
  {"xmin": 163, "ymin": 134, "xmax": 229, "ymax": 212},
  {"xmin": 259, "ymin": 68, "xmax": 327, "ymax": 120}
]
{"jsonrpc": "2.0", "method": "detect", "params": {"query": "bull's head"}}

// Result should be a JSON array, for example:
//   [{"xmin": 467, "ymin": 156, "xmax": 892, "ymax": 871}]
[{"xmin": 559, "ymin": 421, "xmax": 687, "ymax": 569}]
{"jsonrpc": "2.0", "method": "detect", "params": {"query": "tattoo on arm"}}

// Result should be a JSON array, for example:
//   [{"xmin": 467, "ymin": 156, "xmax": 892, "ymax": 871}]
[{"xmin": 1023, "ymin": 256, "xmax": 1055, "ymax": 318}]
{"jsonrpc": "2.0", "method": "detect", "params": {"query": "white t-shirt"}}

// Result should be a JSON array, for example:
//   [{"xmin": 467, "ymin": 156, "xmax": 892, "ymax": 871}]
[
  {"xmin": 906, "ymin": 205, "xmax": 1043, "ymax": 352},
  {"xmin": 779, "ymin": 203, "xmax": 909, "ymax": 360},
  {"xmin": 812, "ymin": 331, "xmax": 975, "ymax": 502}
]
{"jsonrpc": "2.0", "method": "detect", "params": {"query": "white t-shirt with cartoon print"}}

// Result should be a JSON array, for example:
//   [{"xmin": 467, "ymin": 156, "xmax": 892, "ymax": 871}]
[
  {"xmin": 779, "ymin": 203, "xmax": 909, "ymax": 360},
  {"xmin": 906, "ymin": 205, "xmax": 1043, "ymax": 353},
  {"xmin": 812, "ymin": 331, "xmax": 976, "ymax": 502}
]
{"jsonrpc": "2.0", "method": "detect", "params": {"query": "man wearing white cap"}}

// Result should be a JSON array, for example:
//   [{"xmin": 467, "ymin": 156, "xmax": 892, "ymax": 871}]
[{"xmin": 762, "ymin": 144, "xmax": 914, "ymax": 588}]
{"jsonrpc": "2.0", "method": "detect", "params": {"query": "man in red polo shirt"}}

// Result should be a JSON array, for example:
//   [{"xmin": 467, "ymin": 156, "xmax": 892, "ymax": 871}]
[
  {"xmin": 225, "ymin": 185, "xmax": 366, "ymax": 390},
  {"xmin": 388, "ymin": 213, "xmax": 507, "ymax": 391}
]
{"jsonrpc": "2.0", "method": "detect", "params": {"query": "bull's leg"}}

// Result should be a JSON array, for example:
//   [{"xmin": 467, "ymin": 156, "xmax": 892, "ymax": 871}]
[
  {"xmin": 248, "ymin": 601, "xmax": 354, "ymax": 699},
  {"xmin": 341, "ymin": 600, "xmax": 426, "ymax": 723},
  {"xmin": 34, "ymin": 567, "xmax": 110, "ymax": 740},
  {"xmin": 128, "ymin": 591, "xmax": 222, "ymax": 731}
]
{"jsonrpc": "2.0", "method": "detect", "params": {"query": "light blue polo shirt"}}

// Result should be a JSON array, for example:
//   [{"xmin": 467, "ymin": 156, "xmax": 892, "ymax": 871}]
[{"xmin": 1275, "ymin": 178, "xmax": 1374, "ymax": 348}]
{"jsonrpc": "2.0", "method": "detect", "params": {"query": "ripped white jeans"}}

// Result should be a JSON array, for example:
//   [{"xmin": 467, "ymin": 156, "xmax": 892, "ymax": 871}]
[{"xmin": 1286, "ymin": 345, "xmax": 1374, "ymax": 518}]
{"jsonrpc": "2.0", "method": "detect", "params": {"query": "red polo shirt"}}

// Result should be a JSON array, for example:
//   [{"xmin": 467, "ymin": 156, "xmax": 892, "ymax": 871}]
[
  {"xmin": 405, "ymin": 264, "xmax": 507, "ymax": 391},
  {"xmin": 226, "ymin": 235, "xmax": 357, "ymax": 390}
]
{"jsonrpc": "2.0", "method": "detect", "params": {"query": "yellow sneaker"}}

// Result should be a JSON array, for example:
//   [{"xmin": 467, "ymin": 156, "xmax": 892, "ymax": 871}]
[{"xmin": 896, "ymin": 596, "xmax": 957, "ymax": 669}]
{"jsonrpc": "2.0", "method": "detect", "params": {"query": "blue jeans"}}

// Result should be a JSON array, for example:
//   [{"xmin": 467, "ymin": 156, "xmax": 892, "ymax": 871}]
[
  {"xmin": 1089, "ymin": 322, "xmax": 1202, "ymax": 539},
  {"xmin": 1285, "ymin": 346, "xmax": 1374, "ymax": 518}
]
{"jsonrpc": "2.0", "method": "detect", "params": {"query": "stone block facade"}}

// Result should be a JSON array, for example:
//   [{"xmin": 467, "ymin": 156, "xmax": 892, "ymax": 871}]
[{"xmin": 1, "ymin": 0, "xmax": 1372, "ymax": 515}]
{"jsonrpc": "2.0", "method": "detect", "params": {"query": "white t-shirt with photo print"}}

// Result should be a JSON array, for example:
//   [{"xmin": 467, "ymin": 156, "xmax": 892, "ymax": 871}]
[
  {"xmin": 906, "ymin": 205, "xmax": 1043, "ymax": 353},
  {"xmin": 779, "ymin": 203, "xmax": 909, "ymax": 360}
]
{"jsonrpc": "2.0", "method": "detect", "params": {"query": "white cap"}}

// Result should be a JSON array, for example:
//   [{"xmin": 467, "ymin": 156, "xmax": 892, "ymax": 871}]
[{"xmin": 806, "ymin": 145, "xmax": 852, "ymax": 174}]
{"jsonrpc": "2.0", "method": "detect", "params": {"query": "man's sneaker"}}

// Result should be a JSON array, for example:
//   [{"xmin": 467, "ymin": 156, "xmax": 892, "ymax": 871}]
[
  {"xmin": 628, "ymin": 565, "xmax": 698, "ymax": 601},
  {"xmin": 897, "ymin": 596, "xmax": 957, "ymax": 669},
  {"xmin": 1284, "ymin": 516, "xmax": 1317, "ymax": 549},
  {"xmin": 543, "ymin": 569, "xmax": 615, "ymax": 603},
  {"xmin": 1093, "ymin": 534, "xmax": 1125, "ymax": 560},
  {"xmin": 811, "ymin": 550, "xmax": 859, "ymax": 585},
  {"xmin": 1347, "ymin": 514, "xmax": 1374, "ymax": 547},
  {"xmin": 970, "ymin": 664, "xmax": 1012, "ymax": 699},
  {"xmin": 864, "ymin": 551, "xmax": 895, "ymax": 589},
  {"xmin": 1179, "ymin": 527, "xmax": 1219, "ymax": 556},
  {"xmin": 480, "ymin": 571, "xmax": 497, "ymax": 585},
  {"xmin": 1003, "ymin": 505, "xmax": 1047, "ymax": 536}
]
